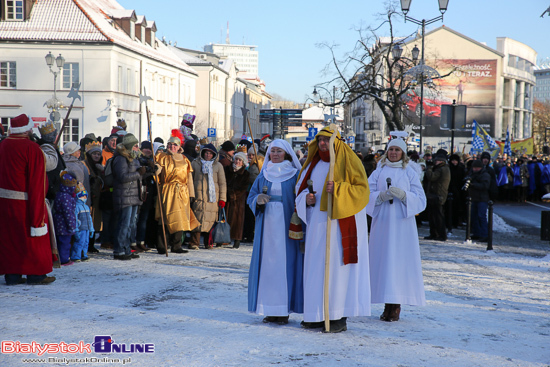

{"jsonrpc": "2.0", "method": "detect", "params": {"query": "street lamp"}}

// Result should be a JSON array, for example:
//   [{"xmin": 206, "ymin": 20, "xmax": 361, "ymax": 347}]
[
  {"xmin": 312, "ymin": 85, "xmax": 338, "ymax": 126},
  {"xmin": 400, "ymin": 0, "xmax": 449, "ymax": 153},
  {"xmin": 45, "ymin": 51, "xmax": 65, "ymax": 126}
]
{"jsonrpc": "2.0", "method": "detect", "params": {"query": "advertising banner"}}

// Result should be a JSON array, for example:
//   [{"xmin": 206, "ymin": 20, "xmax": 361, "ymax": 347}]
[{"xmin": 402, "ymin": 59, "xmax": 497, "ymax": 138}]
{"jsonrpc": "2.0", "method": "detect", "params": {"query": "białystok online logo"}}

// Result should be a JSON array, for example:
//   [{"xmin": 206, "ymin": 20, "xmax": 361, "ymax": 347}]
[{"xmin": 1, "ymin": 336, "xmax": 155, "ymax": 355}]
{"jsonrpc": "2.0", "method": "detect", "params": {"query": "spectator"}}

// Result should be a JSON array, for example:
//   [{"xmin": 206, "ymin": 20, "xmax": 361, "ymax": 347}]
[
  {"xmin": 189, "ymin": 143, "xmax": 227, "ymax": 249},
  {"xmin": 218, "ymin": 141, "xmax": 235, "ymax": 167},
  {"xmin": 424, "ymin": 154, "xmax": 450, "ymax": 241},
  {"xmin": 224, "ymin": 151, "xmax": 250, "ymax": 249},
  {"xmin": 82, "ymin": 140, "xmax": 104, "ymax": 253},
  {"xmin": 63, "ymin": 141, "xmax": 91, "ymax": 207},
  {"xmin": 111, "ymin": 133, "xmax": 146, "ymax": 260},
  {"xmin": 465, "ymin": 160, "xmax": 491, "ymax": 242}
]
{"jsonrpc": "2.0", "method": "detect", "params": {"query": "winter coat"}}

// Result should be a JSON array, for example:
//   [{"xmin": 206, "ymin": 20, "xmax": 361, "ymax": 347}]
[
  {"xmin": 112, "ymin": 145, "xmax": 142, "ymax": 212},
  {"xmin": 84, "ymin": 158, "xmax": 104, "ymax": 230},
  {"xmin": 468, "ymin": 168, "xmax": 491, "ymax": 202},
  {"xmin": 75, "ymin": 199, "xmax": 94, "ymax": 232},
  {"xmin": 63, "ymin": 154, "xmax": 91, "ymax": 206},
  {"xmin": 191, "ymin": 149, "xmax": 227, "ymax": 233},
  {"xmin": 53, "ymin": 184, "xmax": 77, "ymax": 236},
  {"xmin": 155, "ymin": 150, "xmax": 199, "ymax": 234},
  {"xmin": 224, "ymin": 165, "xmax": 250, "ymax": 240},
  {"xmin": 424, "ymin": 161, "xmax": 451, "ymax": 205}
]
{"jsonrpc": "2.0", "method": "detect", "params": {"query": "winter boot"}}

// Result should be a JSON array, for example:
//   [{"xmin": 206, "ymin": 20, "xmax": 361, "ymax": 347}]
[
  {"xmin": 233, "ymin": 240, "xmax": 240, "ymax": 249},
  {"xmin": 88, "ymin": 236, "xmax": 99, "ymax": 253},
  {"xmin": 380, "ymin": 303, "xmax": 391, "ymax": 321},
  {"xmin": 323, "ymin": 317, "xmax": 347, "ymax": 333},
  {"xmin": 387, "ymin": 304, "xmax": 401, "ymax": 322}
]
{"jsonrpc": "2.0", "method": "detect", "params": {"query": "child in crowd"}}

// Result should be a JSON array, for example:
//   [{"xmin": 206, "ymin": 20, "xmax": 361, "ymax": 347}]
[
  {"xmin": 72, "ymin": 183, "xmax": 94, "ymax": 262},
  {"xmin": 54, "ymin": 171, "xmax": 78, "ymax": 266}
]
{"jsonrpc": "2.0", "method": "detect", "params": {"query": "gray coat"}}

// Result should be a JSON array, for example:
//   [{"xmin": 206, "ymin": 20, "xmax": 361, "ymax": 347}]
[{"xmin": 112, "ymin": 146, "xmax": 142, "ymax": 212}]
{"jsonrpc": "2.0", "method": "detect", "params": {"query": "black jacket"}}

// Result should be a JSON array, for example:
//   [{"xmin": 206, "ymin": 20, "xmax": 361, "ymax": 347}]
[
  {"xmin": 112, "ymin": 146, "xmax": 142, "ymax": 211},
  {"xmin": 468, "ymin": 168, "xmax": 491, "ymax": 202}
]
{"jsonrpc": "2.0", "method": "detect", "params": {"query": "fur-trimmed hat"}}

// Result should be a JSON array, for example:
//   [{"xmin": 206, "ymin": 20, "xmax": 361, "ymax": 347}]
[
  {"xmin": 122, "ymin": 133, "xmax": 139, "ymax": 151},
  {"xmin": 10, "ymin": 114, "xmax": 33, "ymax": 134}
]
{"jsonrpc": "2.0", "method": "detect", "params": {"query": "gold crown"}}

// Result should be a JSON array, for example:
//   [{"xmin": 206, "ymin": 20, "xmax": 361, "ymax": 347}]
[
  {"xmin": 85, "ymin": 141, "xmax": 102, "ymax": 152},
  {"xmin": 59, "ymin": 170, "xmax": 77, "ymax": 187},
  {"xmin": 39, "ymin": 121, "xmax": 56, "ymax": 135},
  {"xmin": 199, "ymin": 137, "xmax": 209, "ymax": 145},
  {"xmin": 236, "ymin": 144, "xmax": 247, "ymax": 153}
]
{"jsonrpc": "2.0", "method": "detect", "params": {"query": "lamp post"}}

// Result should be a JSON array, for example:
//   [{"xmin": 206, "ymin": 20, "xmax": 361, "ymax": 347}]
[
  {"xmin": 312, "ymin": 85, "xmax": 338, "ymax": 126},
  {"xmin": 45, "ymin": 52, "xmax": 65, "ymax": 126},
  {"xmin": 400, "ymin": 0, "xmax": 449, "ymax": 153}
]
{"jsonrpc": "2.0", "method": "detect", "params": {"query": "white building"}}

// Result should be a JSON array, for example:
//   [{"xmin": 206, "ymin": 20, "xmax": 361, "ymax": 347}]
[
  {"xmin": 204, "ymin": 43, "xmax": 259, "ymax": 77},
  {"xmin": 0, "ymin": 0, "xmax": 197, "ymax": 144}
]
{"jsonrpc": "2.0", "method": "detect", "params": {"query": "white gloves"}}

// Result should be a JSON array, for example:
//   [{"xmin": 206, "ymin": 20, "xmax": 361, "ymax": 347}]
[
  {"xmin": 256, "ymin": 193, "xmax": 271, "ymax": 205},
  {"xmin": 389, "ymin": 187, "xmax": 407, "ymax": 202},
  {"xmin": 378, "ymin": 190, "xmax": 393, "ymax": 202}
]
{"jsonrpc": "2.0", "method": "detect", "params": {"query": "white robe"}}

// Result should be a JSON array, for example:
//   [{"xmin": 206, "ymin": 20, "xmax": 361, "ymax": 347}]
[
  {"xmin": 256, "ymin": 182, "xmax": 288, "ymax": 316},
  {"xmin": 366, "ymin": 164, "xmax": 427, "ymax": 305},
  {"xmin": 296, "ymin": 161, "xmax": 371, "ymax": 322}
]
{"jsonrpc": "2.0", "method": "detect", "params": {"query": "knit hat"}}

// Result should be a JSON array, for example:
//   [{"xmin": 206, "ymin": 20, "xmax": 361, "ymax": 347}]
[
  {"xmin": 140, "ymin": 141, "xmax": 152, "ymax": 150},
  {"xmin": 85, "ymin": 141, "xmax": 102, "ymax": 154},
  {"xmin": 386, "ymin": 137, "xmax": 407, "ymax": 153},
  {"xmin": 63, "ymin": 142, "xmax": 80, "ymax": 155},
  {"xmin": 122, "ymin": 133, "xmax": 139, "ymax": 151},
  {"xmin": 60, "ymin": 170, "xmax": 77, "ymax": 187},
  {"xmin": 221, "ymin": 140, "xmax": 235, "ymax": 152},
  {"xmin": 10, "ymin": 114, "xmax": 33, "ymax": 134},
  {"xmin": 154, "ymin": 137, "xmax": 164, "ymax": 144},
  {"xmin": 472, "ymin": 159, "xmax": 483, "ymax": 168},
  {"xmin": 480, "ymin": 151, "xmax": 491, "ymax": 161},
  {"xmin": 39, "ymin": 121, "xmax": 57, "ymax": 142},
  {"xmin": 433, "ymin": 154, "xmax": 447, "ymax": 162},
  {"xmin": 449, "ymin": 153, "xmax": 461, "ymax": 162},
  {"xmin": 234, "ymin": 152, "xmax": 249, "ymax": 167}
]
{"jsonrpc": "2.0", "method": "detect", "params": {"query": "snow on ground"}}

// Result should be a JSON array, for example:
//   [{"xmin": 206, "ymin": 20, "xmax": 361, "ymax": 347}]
[{"xmin": 1, "ymin": 231, "xmax": 549, "ymax": 366}]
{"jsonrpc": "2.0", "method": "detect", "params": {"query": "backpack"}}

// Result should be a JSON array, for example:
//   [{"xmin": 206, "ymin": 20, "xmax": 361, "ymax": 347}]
[{"xmin": 104, "ymin": 157, "xmax": 114, "ymax": 187}]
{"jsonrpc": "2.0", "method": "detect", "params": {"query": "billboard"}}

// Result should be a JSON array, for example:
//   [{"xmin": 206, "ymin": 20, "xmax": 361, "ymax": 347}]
[{"xmin": 402, "ymin": 59, "xmax": 497, "ymax": 138}]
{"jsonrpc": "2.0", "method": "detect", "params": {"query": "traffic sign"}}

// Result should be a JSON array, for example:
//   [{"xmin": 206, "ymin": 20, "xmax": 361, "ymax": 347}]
[
  {"xmin": 207, "ymin": 128, "xmax": 216, "ymax": 137},
  {"xmin": 347, "ymin": 136, "xmax": 355, "ymax": 143},
  {"xmin": 308, "ymin": 127, "xmax": 318, "ymax": 138}
]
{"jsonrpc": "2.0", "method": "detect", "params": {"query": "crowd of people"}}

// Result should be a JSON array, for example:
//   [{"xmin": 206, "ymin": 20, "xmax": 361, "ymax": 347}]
[{"xmin": 0, "ymin": 113, "xmax": 542, "ymax": 332}]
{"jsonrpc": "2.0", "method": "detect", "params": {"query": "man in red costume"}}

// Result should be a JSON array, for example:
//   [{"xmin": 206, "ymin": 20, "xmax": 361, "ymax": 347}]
[{"xmin": 0, "ymin": 114, "xmax": 56, "ymax": 285}]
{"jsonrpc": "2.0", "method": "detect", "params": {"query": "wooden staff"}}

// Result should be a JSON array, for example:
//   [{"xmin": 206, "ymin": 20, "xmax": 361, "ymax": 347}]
[
  {"xmin": 244, "ymin": 112, "xmax": 259, "ymax": 162},
  {"xmin": 140, "ymin": 88, "xmax": 169, "ymax": 257},
  {"xmin": 324, "ymin": 123, "xmax": 338, "ymax": 332}
]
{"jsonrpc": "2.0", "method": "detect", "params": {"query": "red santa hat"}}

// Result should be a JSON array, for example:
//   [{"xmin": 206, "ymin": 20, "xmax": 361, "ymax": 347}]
[{"xmin": 10, "ymin": 114, "xmax": 33, "ymax": 134}]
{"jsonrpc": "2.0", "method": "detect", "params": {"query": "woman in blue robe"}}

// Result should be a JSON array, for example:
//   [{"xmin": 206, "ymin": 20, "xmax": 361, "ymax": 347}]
[{"xmin": 247, "ymin": 139, "xmax": 304, "ymax": 325}]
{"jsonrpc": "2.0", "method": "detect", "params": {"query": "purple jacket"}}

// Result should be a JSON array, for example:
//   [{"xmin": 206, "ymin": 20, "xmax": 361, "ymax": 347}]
[{"xmin": 53, "ymin": 184, "xmax": 77, "ymax": 236}]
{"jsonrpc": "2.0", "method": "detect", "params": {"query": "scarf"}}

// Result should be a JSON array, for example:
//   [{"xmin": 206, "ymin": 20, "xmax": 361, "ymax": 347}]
[
  {"xmin": 264, "ymin": 161, "xmax": 298, "ymax": 183},
  {"xmin": 384, "ymin": 160, "xmax": 404, "ymax": 168},
  {"xmin": 201, "ymin": 159, "xmax": 217, "ymax": 202}
]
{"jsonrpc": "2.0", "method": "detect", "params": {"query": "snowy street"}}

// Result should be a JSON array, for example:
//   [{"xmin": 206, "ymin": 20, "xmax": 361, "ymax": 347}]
[{"xmin": 1, "ymin": 218, "xmax": 549, "ymax": 367}]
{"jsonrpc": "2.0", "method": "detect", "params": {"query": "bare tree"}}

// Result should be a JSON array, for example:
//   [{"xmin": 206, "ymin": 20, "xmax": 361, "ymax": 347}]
[
  {"xmin": 318, "ymin": 1, "xmax": 452, "ymax": 132},
  {"xmin": 533, "ymin": 99, "xmax": 550, "ymax": 153}
]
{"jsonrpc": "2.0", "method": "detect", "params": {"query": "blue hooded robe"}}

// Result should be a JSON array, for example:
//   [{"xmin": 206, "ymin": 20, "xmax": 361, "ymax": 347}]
[{"xmin": 247, "ymin": 171, "xmax": 304, "ymax": 314}]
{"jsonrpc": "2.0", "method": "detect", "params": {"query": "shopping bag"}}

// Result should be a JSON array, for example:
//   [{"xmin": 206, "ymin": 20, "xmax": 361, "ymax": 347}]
[{"xmin": 211, "ymin": 208, "xmax": 231, "ymax": 244}]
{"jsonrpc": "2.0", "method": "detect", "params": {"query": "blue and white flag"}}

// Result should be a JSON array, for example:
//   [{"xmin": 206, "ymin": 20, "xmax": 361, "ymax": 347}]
[
  {"xmin": 504, "ymin": 127, "xmax": 512, "ymax": 156},
  {"xmin": 470, "ymin": 120, "xmax": 498, "ymax": 158}
]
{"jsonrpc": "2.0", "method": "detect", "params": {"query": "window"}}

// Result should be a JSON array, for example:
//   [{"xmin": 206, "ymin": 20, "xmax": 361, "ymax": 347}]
[
  {"xmin": 0, "ymin": 61, "xmax": 16, "ymax": 88},
  {"xmin": 62, "ymin": 63, "xmax": 79, "ymax": 89},
  {"xmin": 5, "ymin": 0, "xmax": 24, "ymax": 20},
  {"xmin": 62, "ymin": 119, "xmax": 79, "ymax": 144},
  {"xmin": 1, "ymin": 117, "xmax": 9, "ymax": 134}
]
